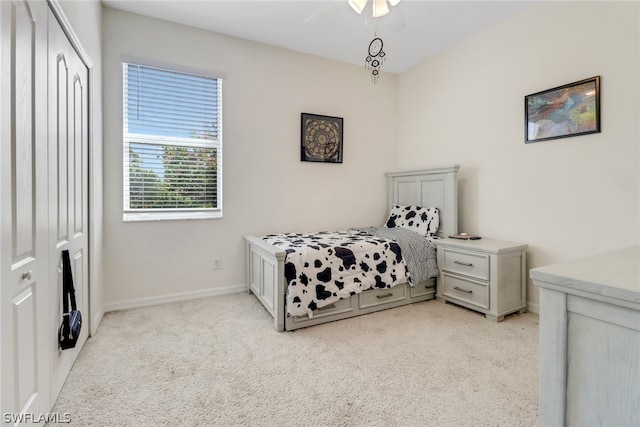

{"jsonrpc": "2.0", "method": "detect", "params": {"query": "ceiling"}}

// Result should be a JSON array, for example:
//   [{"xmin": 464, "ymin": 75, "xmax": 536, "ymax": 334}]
[{"xmin": 101, "ymin": 0, "xmax": 536, "ymax": 74}]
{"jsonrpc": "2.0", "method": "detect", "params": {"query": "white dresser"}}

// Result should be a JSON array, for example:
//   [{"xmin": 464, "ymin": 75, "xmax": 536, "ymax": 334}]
[{"xmin": 530, "ymin": 246, "xmax": 640, "ymax": 427}]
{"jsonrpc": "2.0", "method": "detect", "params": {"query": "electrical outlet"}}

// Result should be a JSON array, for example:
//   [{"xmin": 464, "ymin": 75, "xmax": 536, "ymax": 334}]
[{"xmin": 213, "ymin": 258, "xmax": 221, "ymax": 270}]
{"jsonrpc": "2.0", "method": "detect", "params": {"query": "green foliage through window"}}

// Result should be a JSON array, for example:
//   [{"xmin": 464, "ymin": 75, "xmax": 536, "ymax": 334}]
[{"xmin": 128, "ymin": 143, "xmax": 218, "ymax": 209}]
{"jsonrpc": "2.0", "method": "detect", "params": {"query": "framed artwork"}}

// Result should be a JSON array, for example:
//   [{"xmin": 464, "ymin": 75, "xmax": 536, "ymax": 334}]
[
  {"xmin": 301, "ymin": 113, "xmax": 343, "ymax": 163},
  {"xmin": 525, "ymin": 76, "xmax": 600, "ymax": 143}
]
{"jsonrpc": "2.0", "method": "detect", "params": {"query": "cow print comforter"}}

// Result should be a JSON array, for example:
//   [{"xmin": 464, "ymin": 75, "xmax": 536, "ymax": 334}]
[{"xmin": 263, "ymin": 229, "xmax": 434, "ymax": 317}]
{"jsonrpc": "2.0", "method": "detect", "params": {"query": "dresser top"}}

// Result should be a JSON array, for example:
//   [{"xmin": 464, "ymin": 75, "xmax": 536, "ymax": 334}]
[
  {"xmin": 530, "ymin": 246, "xmax": 640, "ymax": 304},
  {"xmin": 435, "ymin": 237, "xmax": 527, "ymax": 254}
]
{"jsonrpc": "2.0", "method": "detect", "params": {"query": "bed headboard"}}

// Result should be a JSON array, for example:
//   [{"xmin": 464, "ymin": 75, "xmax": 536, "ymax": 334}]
[{"xmin": 386, "ymin": 165, "xmax": 459, "ymax": 238}]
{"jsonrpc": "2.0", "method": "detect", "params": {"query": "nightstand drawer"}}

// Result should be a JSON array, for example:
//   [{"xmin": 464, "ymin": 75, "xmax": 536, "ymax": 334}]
[
  {"xmin": 359, "ymin": 285, "xmax": 406, "ymax": 309},
  {"xmin": 442, "ymin": 274, "xmax": 489, "ymax": 309},
  {"xmin": 442, "ymin": 248, "xmax": 489, "ymax": 281}
]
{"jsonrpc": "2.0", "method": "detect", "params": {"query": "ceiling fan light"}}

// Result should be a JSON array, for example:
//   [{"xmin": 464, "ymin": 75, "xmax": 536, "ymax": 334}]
[
  {"xmin": 388, "ymin": 0, "xmax": 401, "ymax": 6},
  {"xmin": 372, "ymin": 0, "xmax": 390, "ymax": 18},
  {"xmin": 348, "ymin": 0, "xmax": 367, "ymax": 14}
]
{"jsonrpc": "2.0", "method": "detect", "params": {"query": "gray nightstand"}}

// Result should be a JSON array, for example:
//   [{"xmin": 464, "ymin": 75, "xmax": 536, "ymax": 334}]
[{"xmin": 435, "ymin": 237, "xmax": 528, "ymax": 321}]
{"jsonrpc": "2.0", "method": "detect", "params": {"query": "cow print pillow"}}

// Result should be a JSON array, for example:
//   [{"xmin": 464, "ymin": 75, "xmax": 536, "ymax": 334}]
[{"xmin": 385, "ymin": 204, "xmax": 439, "ymax": 237}]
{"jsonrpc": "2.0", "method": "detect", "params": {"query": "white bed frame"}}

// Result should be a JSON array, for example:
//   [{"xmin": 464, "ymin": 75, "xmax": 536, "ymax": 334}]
[{"xmin": 245, "ymin": 165, "xmax": 459, "ymax": 331}]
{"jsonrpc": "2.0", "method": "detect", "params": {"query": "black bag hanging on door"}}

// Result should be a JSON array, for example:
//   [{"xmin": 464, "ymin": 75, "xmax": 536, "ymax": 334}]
[{"xmin": 59, "ymin": 249, "xmax": 82, "ymax": 350}]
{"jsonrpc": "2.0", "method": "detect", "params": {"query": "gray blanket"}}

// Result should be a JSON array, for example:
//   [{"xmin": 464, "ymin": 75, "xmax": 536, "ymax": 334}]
[{"xmin": 353, "ymin": 227, "xmax": 438, "ymax": 284}]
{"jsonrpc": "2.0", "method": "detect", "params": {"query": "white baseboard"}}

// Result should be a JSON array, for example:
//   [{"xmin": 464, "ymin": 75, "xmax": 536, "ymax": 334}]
[
  {"xmin": 102, "ymin": 288, "xmax": 539, "ymax": 320},
  {"xmin": 103, "ymin": 284, "xmax": 247, "ymax": 313}
]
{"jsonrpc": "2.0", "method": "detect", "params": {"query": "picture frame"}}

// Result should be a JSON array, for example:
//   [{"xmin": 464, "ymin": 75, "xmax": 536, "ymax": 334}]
[
  {"xmin": 525, "ymin": 76, "xmax": 600, "ymax": 143},
  {"xmin": 300, "ymin": 113, "xmax": 343, "ymax": 163}
]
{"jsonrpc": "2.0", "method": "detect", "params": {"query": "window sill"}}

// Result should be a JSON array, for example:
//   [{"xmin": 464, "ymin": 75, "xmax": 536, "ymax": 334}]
[{"xmin": 123, "ymin": 210, "xmax": 223, "ymax": 222}]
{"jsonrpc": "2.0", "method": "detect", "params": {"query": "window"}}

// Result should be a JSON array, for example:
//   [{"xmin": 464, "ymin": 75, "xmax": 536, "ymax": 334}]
[{"xmin": 123, "ymin": 63, "xmax": 222, "ymax": 221}]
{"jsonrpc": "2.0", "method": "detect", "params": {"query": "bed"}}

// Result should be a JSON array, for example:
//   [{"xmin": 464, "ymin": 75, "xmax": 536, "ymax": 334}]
[{"xmin": 244, "ymin": 165, "xmax": 459, "ymax": 331}]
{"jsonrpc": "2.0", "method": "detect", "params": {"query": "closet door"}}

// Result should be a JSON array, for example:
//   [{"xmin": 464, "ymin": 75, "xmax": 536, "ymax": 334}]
[
  {"xmin": 0, "ymin": 0, "xmax": 50, "ymax": 418},
  {"xmin": 47, "ymin": 7, "xmax": 90, "ymax": 400}
]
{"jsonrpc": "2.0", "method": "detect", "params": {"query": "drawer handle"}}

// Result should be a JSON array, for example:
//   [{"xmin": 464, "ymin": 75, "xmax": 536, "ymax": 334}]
[
  {"xmin": 317, "ymin": 304, "xmax": 336, "ymax": 311},
  {"xmin": 454, "ymin": 260, "xmax": 473, "ymax": 267},
  {"xmin": 376, "ymin": 293, "xmax": 394, "ymax": 299},
  {"xmin": 454, "ymin": 286, "xmax": 473, "ymax": 294}
]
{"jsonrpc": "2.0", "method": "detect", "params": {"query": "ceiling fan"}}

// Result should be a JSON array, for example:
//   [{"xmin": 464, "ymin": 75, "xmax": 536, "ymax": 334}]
[
  {"xmin": 348, "ymin": 0, "xmax": 401, "ymax": 18},
  {"xmin": 300, "ymin": 0, "xmax": 404, "ymax": 83},
  {"xmin": 304, "ymin": 0, "xmax": 404, "ymax": 28}
]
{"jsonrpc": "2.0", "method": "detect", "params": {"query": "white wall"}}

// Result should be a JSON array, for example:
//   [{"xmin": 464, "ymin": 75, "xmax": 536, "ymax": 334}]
[
  {"xmin": 101, "ymin": 8, "xmax": 399, "ymax": 308},
  {"xmin": 397, "ymin": 1, "xmax": 640, "ymax": 307},
  {"xmin": 57, "ymin": 0, "xmax": 104, "ymax": 332}
]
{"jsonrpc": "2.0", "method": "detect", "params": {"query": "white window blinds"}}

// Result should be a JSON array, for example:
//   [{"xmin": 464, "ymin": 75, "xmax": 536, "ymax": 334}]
[{"xmin": 123, "ymin": 63, "xmax": 222, "ymax": 220}]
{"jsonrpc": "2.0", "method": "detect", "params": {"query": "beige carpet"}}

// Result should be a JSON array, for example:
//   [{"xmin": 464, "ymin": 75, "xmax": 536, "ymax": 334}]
[{"xmin": 50, "ymin": 293, "xmax": 538, "ymax": 426}]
